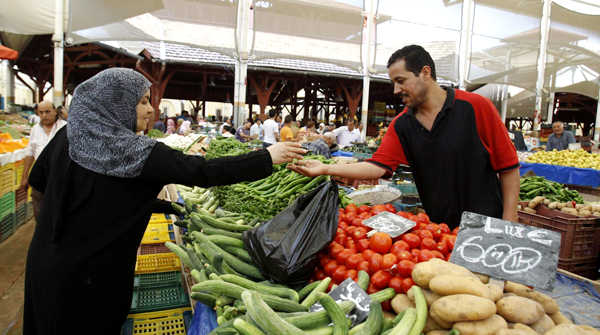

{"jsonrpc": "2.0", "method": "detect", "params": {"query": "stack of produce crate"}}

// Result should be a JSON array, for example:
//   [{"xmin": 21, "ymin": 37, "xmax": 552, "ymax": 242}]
[
  {"xmin": 518, "ymin": 201, "xmax": 600, "ymax": 279},
  {"xmin": 0, "ymin": 145, "xmax": 33, "ymax": 244},
  {"xmin": 123, "ymin": 213, "xmax": 192, "ymax": 335}
]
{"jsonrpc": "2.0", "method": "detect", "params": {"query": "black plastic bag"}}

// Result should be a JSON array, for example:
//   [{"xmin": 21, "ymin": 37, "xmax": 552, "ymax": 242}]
[{"xmin": 242, "ymin": 180, "xmax": 339, "ymax": 286}]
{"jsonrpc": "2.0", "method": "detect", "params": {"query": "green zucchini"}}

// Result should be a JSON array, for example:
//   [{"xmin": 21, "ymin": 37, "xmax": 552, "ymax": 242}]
[
  {"xmin": 348, "ymin": 323, "xmax": 364, "ymax": 335},
  {"xmin": 407, "ymin": 286, "xmax": 427, "ymax": 335},
  {"xmin": 357, "ymin": 271, "xmax": 369, "ymax": 291},
  {"xmin": 354, "ymin": 300, "xmax": 382, "ymax": 335},
  {"xmin": 234, "ymin": 299, "xmax": 247, "ymax": 313},
  {"xmin": 186, "ymin": 247, "xmax": 204, "ymax": 271},
  {"xmin": 190, "ymin": 215, "xmax": 211, "ymax": 230},
  {"xmin": 207, "ymin": 235, "xmax": 245, "ymax": 248},
  {"xmin": 220, "ymin": 274, "xmax": 299, "ymax": 302},
  {"xmin": 305, "ymin": 327, "xmax": 334, "ymax": 335},
  {"xmin": 316, "ymin": 292, "xmax": 349, "ymax": 335},
  {"xmin": 171, "ymin": 202, "xmax": 185, "ymax": 215},
  {"xmin": 202, "ymin": 227, "xmax": 243, "ymax": 240},
  {"xmin": 301, "ymin": 277, "xmax": 331, "ymax": 308},
  {"xmin": 298, "ymin": 281, "xmax": 321, "ymax": 301},
  {"xmin": 388, "ymin": 307, "xmax": 416, "ymax": 335},
  {"xmin": 165, "ymin": 242, "xmax": 192, "ymax": 268},
  {"xmin": 283, "ymin": 301, "xmax": 354, "ymax": 330},
  {"xmin": 222, "ymin": 246, "xmax": 253, "ymax": 263},
  {"xmin": 192, "ymin": 281, "xmax": 307, "ymax": 312},
  {"xmin": 216, "ymin": 295, "xmax": 236, "ymax": 307},
  {"xmin": 233, "ymin": 319, "xmax": 267, "ymax": 335},
  {"xmin": 242, "ymin": 290, "xmax": 306, "ymax": 335},
  {"xmin": 200, "ymin": 214, "xmax": 253, "ymax": 232},
  {"xmin": 222, "ymin": 259, "xmax": 248, "ymax": 278},
  {"xmin": 191, "ymin": 269, "xmax": 203, "ymax": 283},
  {"xmin": 222, "ymin": 306, "xmax": 238, "ymax": 319},
  {"xmin": 380, "ymin": 318, "xmax": 394, "ymax": 333},
  {"xmin": 213, "ymin": 254, "xmax": 225, "ymax": 275},
  {"xmin": 199, "ymin": 269, "xmax": 209, "ymax": 282},
  {"xmin": 209, "ymin": 273, "xmax": 224, "ymax": 281},
  {"xmin": 191, "ymin": 292, "xmax": 217, "ymax": 308},
  {"xmin": 216, "ymin": 306, "xmax": 224, "ymax": 317},
  {"xmin": 369, "ymin": 288, "xmax": 395, "ymax": 303}
]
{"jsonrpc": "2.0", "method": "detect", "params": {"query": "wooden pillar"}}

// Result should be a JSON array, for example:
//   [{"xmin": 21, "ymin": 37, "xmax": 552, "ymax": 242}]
[
  {"xmin": 136, "ymin": 60, "xmax": 176, "ymax": 131},
  {"xmin": 341, "ymin": 84, "xmax": 363, "ymax": 120},
  {"xmin": 249, "ymin": 76, "xmax": 279, "ymax": 116}
]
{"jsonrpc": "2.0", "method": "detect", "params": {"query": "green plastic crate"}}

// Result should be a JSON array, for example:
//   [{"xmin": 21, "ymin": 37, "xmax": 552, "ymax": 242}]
[
  {"xmin": 130, "ymin": 280, "xmax": 190, "ymax": 313},
  {"xmin": 26, "ymin": 202, "xmax": 33, "ymax": 221},
  {"xmin": 16, "ymin": 204, "xmax": 26, "ymax": 228},
  {"xmin": 134, "ymin": 271, "xmax": 181, "ymax": 288},
  {"xmin": 1, "ymin": 213, "xmax": 14, "ymax": 242},
  {"xmin": 0, "ymin": 192, "xmax": 15, "ymax": 218}
]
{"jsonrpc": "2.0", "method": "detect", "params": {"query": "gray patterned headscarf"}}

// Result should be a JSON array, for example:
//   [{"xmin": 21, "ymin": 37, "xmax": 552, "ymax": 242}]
[{"xmin": 67, "ymin": 68, "xmax": 156, "ymax": 178}]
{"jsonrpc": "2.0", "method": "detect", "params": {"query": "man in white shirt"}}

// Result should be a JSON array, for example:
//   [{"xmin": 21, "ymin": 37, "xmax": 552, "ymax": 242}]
[
  {"xmin": 21, "ymin": 100, "xmax": 67, "ymax": 220},
  {"xmin": 262, "ymin": 109, "xmax": 280, "ymax": 149},
  {"xmin": 219, "ymin": 116, "xmax": 232, "ymax": 133},
  {"xmin": 250, "ymin": 118, "xmax": 263, "ymax": 140},
  {"xmin": 28, "ymin": 104, "xmax": 41, "ymax": 124},
  {"xmin": 333, "ymin": 119, "xmax": 362, "ymax": 148}
]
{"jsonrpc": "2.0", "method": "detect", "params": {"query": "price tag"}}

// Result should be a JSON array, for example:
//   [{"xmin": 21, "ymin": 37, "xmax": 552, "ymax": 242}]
[
  {"xmin": 309, "ymin": 278, "xmax": 372, "ymax": 327},
  {"xmin": 449, "ymin": 212, "xmax": 561, "ymax": 291},
  {"xmin": 362, "ymin": 211, "xmax": 416, "ymax": 238}
]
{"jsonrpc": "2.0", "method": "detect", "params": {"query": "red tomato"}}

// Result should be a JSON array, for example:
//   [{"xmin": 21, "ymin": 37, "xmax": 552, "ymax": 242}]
[
  {"xmin": 328, "ymin": 241, "xmax": 341, "ymax": 251},
  {"xmin": 410, "ymin": 249, "xmax": 420, "ymax": 259},
  {"xmin": 362, "ymin": 249, "xmax": 375, "ymax": 261},
  {"xmin": 407, "ymin": 213, "xmax": 418, "ymax": 222},
  {"xmin": 384, "ymin": 203, "xmax": 397, "ymax": 214},
  {"xmin": 447, "ymin": 235, "xmax": 457, "ymax": 251},
  {"xmin": 345, "ymin": 226, "xmax": 357, "ymax": 236},
  {"xmin": 370, "ymin": 209, "xmax": 383, "ymax": 216},
  {"xmin": 329, "ymin": 244, "xmax": 345, "ymax": 259},
  {"xmin": 382, "ymin": 253, "xmax": 398, "ymax": 270},
  {"xmin": 352, "ymin": 227, "xmax": 368, "ymax": 242},
  {"xmin": 401, "ymin": 277, "xmax": 416, "ymax": 294},
  {"xmin": 356, "ymin": 239, "xmax": 370, "ymax": 253},
  {"xmin": 397, "ymin": 260, "xmax": 416, "ymax": 278},
  {"xmin": 358, "ymin": 212, "xmax": 371, "ymax": 220},
  {"xmin": 345, "ymin": 241, "xmax": 357, "ymax": 253},
  {"xmin": 319, "ymin": 255, "xmax": 332, "ymax": 268},
  {"xmin": 420, "ymin": 237, "xmax": 437, "ymax": 250},
  {"xmin": 389, "ymin": 276, "xmax": 405, "ymax": 294},
  {"xmin": 336, "ymin": 249, "xmax": 356, "ymax": 265},
  {"xmin": 452, "ymin": 227, "xmax": 459, "ymax": 235},
  {"xmin": 346, "ymin": 254, "xmax": 365, "ymax": 269},
  {"xmin": 335, "ymin": 234, "xmax": 348, "ymax": 245},
  {"xmin": 438, "ymin": 223, "xmax": 451, "ymax": 235},
  {"xmin": 446, "ymin": 252, "xmax": 452, "ymax": 261},
  {"xmin": 336, "ymin": 228, "xmax": 345, "ymax": 236},
  {"xmin": 358, "ymin": 204, "xmax": 371, "ymax": 214},
  {"xmin": 314, "ymin": 269, "xmax": 327, "ymax": 281},
  {"xmin": 418, "ymin": 250, "xmax": 435, "ymax": 263},
  {"xmin": 345, "ymin": 212, "xmax": 357, "ymax": 224},
  {"xmin": 338, "ymin": 222, "xmax": 349, "ymax": 232},
  {"xmin": 366, "ymin": 282, "xmax": 380, "ymax": 295},
  {"xmin": 345, "ymin": 204, "xmax": 358, "ymax": 214},
  {"xmin": 436, "ymin": 241, "xmax": 449, "ymax": 255},
  {"xmin": 345, "ymin": 269, "xmax": 358, "ymax": 282},
  {"xmin": 419, "ymin": 223, "xmax": 428, "ymax": 230},
  {"xmin": 401, "ymin": 233, "xmax": 421, "ymax": 249},
  {"xmin": 397, "ymin": 211, "xmax": 409, "ymax": 219},
  {"xmin": 352, "ymin": 218, "xmax": 365, "ymax": 228},
  {"xmin": 396, "ymin": 250, "xmax": 413, "ymax": 262},
  {"xmin": 323, "ymin": 259, "xmax": 338, "ymax": 275},
  {"xmin": 416, "ymin": 213, "xmax": 430, "ymax": 224},
  {"xmin": 381, "ymin": 299, "xmax": 393, "ymax": 312},
  {"xmin": 369, "ymin": 253, "xmax": 383, "ymax": 273},
  {"xmin": 417, "ymin": 230, "xmax": 433, "ymax": 241},
  {"xmin": 339, "ymin": 208, "xmax": 346, "ymax": 216},
  {"xmin": 370, "ymin": 233, "xmax": 393, "ymax": 254},
  {"xmin": 357, "ymin": 261, "xmax": 370, "ymax": 275},
  {"xmin": 390, "ymin": 240, "xmax": 411, "ymax": 254},
  {"xmin": 371, "ymin": 270, "xmax": 392, "ymax": 289},
  {"xmin": 372, "ymin": 204, "xmax": 387, "ymax": 212},
  {"xmin": 332, "ymin": 265, "xmax": 348, "ymax": 283},
  {"xmin": 425, "ymin": 223, "xmax": 441, "ymax": 240},
  {"xmin": 338, "ymin": 214, "xmax": 346, "ymax": 223},
  {"xmin": 431, "ymin": 250, "xmax": 445, "ymax": 259}
]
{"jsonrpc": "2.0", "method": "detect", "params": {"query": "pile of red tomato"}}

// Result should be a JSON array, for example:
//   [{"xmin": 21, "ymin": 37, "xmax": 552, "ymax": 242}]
[{"xmin": 312, "ymin": 203, "xmax": 459, "ymax": 311}]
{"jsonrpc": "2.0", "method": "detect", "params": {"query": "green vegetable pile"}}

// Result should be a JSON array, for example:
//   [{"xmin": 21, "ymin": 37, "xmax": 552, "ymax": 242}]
[
  {"xmin": 342, "ymin": 145, "xmax": 374, "ymax": 154},
  {"xmin": 213, "ymin": 156, "xmax": 333, "ymax": 221},
  {"xmin": 0, "ymin": 125, "xmax": 24, "ymax": 139},
  {"xmin": 205, "ymin": 137, "xmax": 251, "ymax": 160},
  {"xmin": 520, "ymin": 176, "xmax": 584, "ymax": 203},
  {"xmin": 147, "ymin": 129, "xmax": 166, "ymax": 138}
]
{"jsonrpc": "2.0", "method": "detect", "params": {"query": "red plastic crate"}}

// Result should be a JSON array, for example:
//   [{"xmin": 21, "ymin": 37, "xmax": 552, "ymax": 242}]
[
  {"xmin": 558, "ymin": 256, "xmax": 598, "ymax": 280},
  {"xmin": 518, "ymin": 201, "xmax": 600, "ymax": 259},
  {"xmin": 137, "ymin": 244, "xmax": 172, "ymax": 256},
  {"xmin": 15, "ymin": 188, "xmax": 27, "ymax": 207}
]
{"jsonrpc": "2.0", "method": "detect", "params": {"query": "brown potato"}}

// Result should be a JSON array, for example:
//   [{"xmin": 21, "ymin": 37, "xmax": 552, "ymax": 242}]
[
  {"xmin": 430, "ymin": 308, "xmax": 454, "ymax": 329},
  {"xmin": 548, "ymin": 312, "xmax": 573, "ymax": 325},
  {"xmin": 504, "ymin": 281, "xmax": 559, "ymax": 314},
  {"xmin": 566, "ymin": 201, "xmax": 575, "ymax": 209},
  {"xmin": 561, "ymin": 207, "xmax": 579, "ymax": 215},
  {"xmin": 548, "ymin": 202, "xmax": 559, "ymax": 210},
  {"xmin": 523, "ymin": 207, "xmax": 537, "ymax": 214},
  {"xmin": 429, "ymin": 275, "xmax": 493, "ymax": 300},
  {"xmin": 383, "ymin": 311, "xmax": 396, "ymax": 320},
  {"xmin": 486, "ymin": 284, "xmax": 503, "ymax": 302},
  {"xmin": 423, "ymin": 313, "xmax": 445, "ymax": 333},
  {"xmin": 452, "ymin": 314, "xmax": 508, "ymax": 335},
  {"xmin": 496, "ymin": 330, "xmax": 537, "ymax": 335},
  {"xmin": 557, "ymin": 203, "xmax": 567, "ymax": 210},
  {"xmin": 529, "ymin": 314, "xmax": 555, "ymax": 334},
  {"xmin": 496, "ymin": 296, "xmax": 544, "ymax": 325},
  {"xmin": 579, "ymin": 210, "xmax": 592, "ymax": 217},
  {"xmin": 406, "ymin": 288, "xmax": 441, "ymax": 308},
  {"xmin": 426, "ymin": 331, "xmax": 450, "ymax": 335},
  {"xmin": 528, "ymin": 196, "xmax": 544, "ymax": 208},
  {"xmin": 543, "ymin": 199, "xmax": 551, "ymax": 206},
  {"xmin": 544, "ymin": 323, "xmax": 594, "ymax": 334},
  {"xmin": 411, "ymin": 260, "xmax": 476, "ymax": 289},
  {"xmin": 391, "ymin": 294, "xmax": 415, "ymax": 314},
  {"xmin": 431, "ymin": 294, "xmax": 496, "ymax": 323},
  {"xmin": 474, "ymin": 272, "xmax": 490, "ymax": 284},
  {"xmin": 513, "ymin": 323, "xmax": 538, "ymax": 335}
]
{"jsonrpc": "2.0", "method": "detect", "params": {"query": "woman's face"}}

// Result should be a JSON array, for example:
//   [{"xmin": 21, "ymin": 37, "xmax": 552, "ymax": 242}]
[{"xmin": 136, "ymin": 90, "xmax": 153, "ymax": 132}]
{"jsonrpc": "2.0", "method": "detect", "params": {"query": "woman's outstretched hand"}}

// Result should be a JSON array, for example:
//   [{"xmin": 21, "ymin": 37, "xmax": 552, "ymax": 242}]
[{"xmin": 266, "ymin": 142, "xmax": 307, "ymax": 165}]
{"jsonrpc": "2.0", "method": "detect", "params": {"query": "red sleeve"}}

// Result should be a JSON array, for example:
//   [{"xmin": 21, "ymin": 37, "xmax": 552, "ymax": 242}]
[
  {"xmin": 366, "ymin": 111, "xmax": 409, "ymax": 178},
  {"xmin": 460, "ymin": 91, "xmax": 520, "ymax": 174}
]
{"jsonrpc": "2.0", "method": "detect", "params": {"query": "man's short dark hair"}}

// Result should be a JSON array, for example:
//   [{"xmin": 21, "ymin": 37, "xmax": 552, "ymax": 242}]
[
  {"xmin": 182, "ymin": 110, "xmax": 189, "ymax": 115},
  {"xmin": 347, "ymin": 118, "xmax": 356, "ymax": 125},
  {"xmin": 387, "ymin": 45, "xmax": 437, "ymax": 81},
  {"xmin": 269, "ymin": 109, "xmax": 278, "ymax": 118},
  {"xmin": 223, "ymin": 125, "xmax": 231, "ymax": 131},
  {"xmin": 284, "ymin": 115, "xmax": 292, "ymax": 124}
]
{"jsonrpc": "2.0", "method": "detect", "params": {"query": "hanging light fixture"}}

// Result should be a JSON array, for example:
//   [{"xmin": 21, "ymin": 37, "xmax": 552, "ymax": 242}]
[
  {"xmin": 225, "ymin": 94, "xmax": 231, "ymax": 103},
  {"xmin": 219, "ymin": 73, "xmax": 227, "ymax": 81},
  {"xmin": 209, "ymin": 76, "xmax": 216, "ymax": 86},
  {"xmin": 335, "ymin": 94, "xmax": 344, "ymax": 102}
]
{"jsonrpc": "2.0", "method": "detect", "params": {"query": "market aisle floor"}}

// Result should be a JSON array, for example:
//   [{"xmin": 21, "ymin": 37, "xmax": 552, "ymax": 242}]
[{"xmin": 0, "ymin": 219, "xmax": 35, "ymax": 335}]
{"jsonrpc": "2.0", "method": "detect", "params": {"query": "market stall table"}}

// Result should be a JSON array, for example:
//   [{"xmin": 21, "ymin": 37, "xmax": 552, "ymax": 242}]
[{"xmin": 519, "ymin": 162, "xmax": 600, "ymax": 188}]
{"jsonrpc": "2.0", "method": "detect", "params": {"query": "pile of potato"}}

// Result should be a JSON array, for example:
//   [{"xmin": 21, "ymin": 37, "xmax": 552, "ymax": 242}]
[
  {"xmin": 390, "ymin": 259, "xmax": 599, "ymax": 335},
  {"xmin": 521, "ymin": 196, "xmax": 600, "ymax": 217}
]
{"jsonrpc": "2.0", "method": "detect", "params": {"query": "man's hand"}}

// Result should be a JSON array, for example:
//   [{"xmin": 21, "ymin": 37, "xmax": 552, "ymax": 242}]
[
  {"xmin": 287, "ymin": 160, "xmax": 328, "ymax": 177},
  {"xmin": 20, "ymin": 178, "xmax": 29, "ymax": 191},
  {"xmin": 266, "ymin": 142, "xmax": 306, "ymax": 165}
]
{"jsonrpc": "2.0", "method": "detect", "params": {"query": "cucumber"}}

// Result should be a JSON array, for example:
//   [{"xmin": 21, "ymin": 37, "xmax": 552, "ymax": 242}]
[
  {"xmin": 165, "ymin": 242, "xmax": 192, "ymax": 268},
  {"xmin": 194, "ymin": 232, "xmax": 265, "ymax": 280},
  {"xmin": 222, "ymin": 259, "xmax": 248, "ymax": 278},
  {"xmin": 301, "ymin": 277, "xmax": 331, "ymax": 308},
  {"xmin": 233, "ymin": 319, "xmax": 266, "ymax": 335},
  {"xmin": 191, "ymin": 292, "xmax": 217, "ymax": 308},
  {"xmin": 200, "ymin": 214, "xmax": 253, "ymax": 232},
  {"xmin": 207, "ymin": 235, "xmax": 245, "ymax": 248},
  {"xmin": 222, "ymin": 246, "xmax": 253, "ymax": 263},
  {"xmin": 208, "ymin": 200, "xmax": 220, "ymax": 214},
  {"xmin": 191, "ymin": 269, "xmax": 203, "ymax": 283},
  {"xmin": 199, "ymin": 269, "xmax": 209, "ymax": 282},
  {"xmin": 388, "ymin": 307, "xmax": 416, "ymax": 335},
  {"xmin": 407, "ymin": 286, "xmax": 427, "ymax": 335},
  {"xmin": 354, "ymin": 300, "xmax": 382, "ymax": 335},
  {"xmin": 209, "ymin": 273, "xmax": 224, "ymax": 281},
  {"xmin": 380, "ymin": 319, "xmax": 394, "ymax": 333},
  {"xmin": 202, "ymin": 227, "xmax": 243, "ymax": 240},
  {"xmin": 357, "ymin": 271, "xmax": 369, "ymax": 291},
  {"xmin": 248, "ymin": 218, "xmax": 261, "ymax": 227},
  {"xmin": 305, "ymin": 327, "xmax": 334, "ymax": 335},
  {"xmin": 242, "ymin": 291, "xmax": 306, "ymax": 335},
  {"xmin": 297, "ymin": 281, "xmax": 321, "ymax": 301},
  {"xmin": 213, "ymin": 254, "xmax": 225, "ymax": 275},
  {"xmin": 282, "ymin": 301, "xmax": 355, "ymax": 331},
  {"xmin": 174, "ymin": 220, "xmax": 188, "ymax": 228},
  {"xmin": 192, "ymin": 281, "xmax": 307, "ymax": 312},
  {"xmin": 217, "ymin": 316, "xmax": 228, "ymax": 326},
  {"xmin": 216, "ymin": 295, "xmax": 236, "ymax": 307},
  {"xmin": 171, "ymin": 202, "xmax": 185, "ymax": 215},
  {"xmin": 190, "ymin": 215, "xmax": 211, "ymax": 230},
  {"xmin": 369, "ymin": 288, "xmax": 395, "ymax": 303},
  {"xmin": 234, "ymin": 299, "xmax": 247, "ymax": 313},
  {"xmin": 186, "ymin": 247, "xmax": 204, "ymax": 271},
  {"xmin": 316, "ymin": 292, "xmax": 349, "ymax": 335},
  {"xmin": 220, "ymin": 274, "xmax": 299, "ymax": 302}
]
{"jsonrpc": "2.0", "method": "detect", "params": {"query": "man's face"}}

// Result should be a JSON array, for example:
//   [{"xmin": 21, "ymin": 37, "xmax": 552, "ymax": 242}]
[
  {"xmin": 330, "ymin": 124, "xmax": 336, "ymax": 130},
  {"xmin": 389, "ymin": 60, "xmax": 429, "ymax": 109},
  {"xmin": 324, "ymin": 136, "xmax": 334, "ymax": 146},
  {"xmin": 136, "ymin": 90, "xmax": 154, "ymax": 132},
  {"xmin": 347, "ymin": 121, "xmax": 355, "ymax": 131},
  {"xmin": 277, "ymin": 116, "xmax": 282, "ymax": 123},
  {"xmin": 553, "ymin": 123, "xmax": 564, "ymax": 136},
  {"xmin": 244, "ymin": 123, "xmax": 251, "ymax": 130},
  {"xmin": 37, "ymin": 101, "xmax": 57, "ymax": 126}
]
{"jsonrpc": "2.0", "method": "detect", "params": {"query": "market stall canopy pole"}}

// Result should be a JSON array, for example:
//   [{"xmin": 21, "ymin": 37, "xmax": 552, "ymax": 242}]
[
  {"xmin": 361, "ymin": 0, "xmax": 375, "ymax": 141},
  {"xmin": 0, "ymin": 45, "xmax": 18, "ymax": 60},
  {"xmin": 594, "ymin": 84, "xmax": 600, "ymax": 143},
  {"xmin": 534, "ymin": 0, "xmax": 553, "ymax": 132}
]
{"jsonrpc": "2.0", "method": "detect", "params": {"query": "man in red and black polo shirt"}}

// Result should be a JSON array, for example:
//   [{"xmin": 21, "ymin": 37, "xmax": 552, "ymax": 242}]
[{"xmin": 290, "ymin": 45, "xmax": 520, "ymax": 229}]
